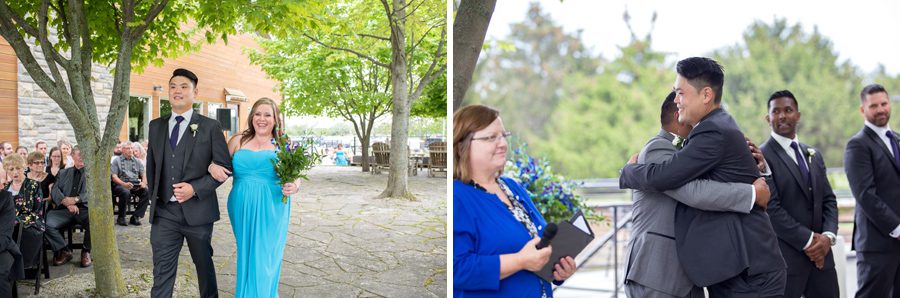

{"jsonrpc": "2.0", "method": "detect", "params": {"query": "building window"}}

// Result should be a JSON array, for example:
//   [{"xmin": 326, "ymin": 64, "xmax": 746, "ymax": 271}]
[{"xmin": 128, "ymin": 96, "xmax": 150, "ymax": 142}]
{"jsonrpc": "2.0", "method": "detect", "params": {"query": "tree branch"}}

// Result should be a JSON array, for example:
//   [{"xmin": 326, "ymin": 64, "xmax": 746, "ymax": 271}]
[
  {"xmin": 130, "ymin": 0, "xmax": 168, "ymax": 40},
  {"xmin": 0, "ymin": 1, "xmax": 79, "ymax": 120},
  {"xmin": 359, "ymin": 33, "xmax": 390, "ymax": 41},
  {"xmin": 303, "ymin": 33, "xmax": 390, "ymax": 69},
  {"xmin": 36, "ymin": 0, "xmax": 67, "ymax": 86},
  {"xmin": 409, "ymin": 27, "xmax": 445, "ymax": 104}
]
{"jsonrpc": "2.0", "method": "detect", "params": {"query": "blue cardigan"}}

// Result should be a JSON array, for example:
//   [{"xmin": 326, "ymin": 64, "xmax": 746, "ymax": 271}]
[{"xmin": 453, "ymin": 176, "xmax": 552, "ymax": 297}]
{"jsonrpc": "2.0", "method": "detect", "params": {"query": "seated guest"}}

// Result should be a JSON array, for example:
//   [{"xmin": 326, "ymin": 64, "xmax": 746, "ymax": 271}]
[
  {"xmin": 33, "ymin": 140, "xmax": 48, "ymax": 157},
  {"xmin": 132, "ymin": 142, "xmax": 147, "ymax": 166},
  {"xmin": 46, "ymin": 147, "xmax": 64, "ymax": 180},
  {"xmin": 111, "ymin": 141, "xmax": 149, "ymax": 226},
  {"xmin": 15, "ymin": 146, "xmax": 27, "ymax": 159},
  {"xmin": 58, "ymin": 141, "xmax": 74, "ymax": 168},
  {"xmin": 26, "ymin": 152, "xmax": 54, "ymax": 204},
  {"xmin": 453, "ymin": 105, "xmax": 576, "ymax": 297},
  {"xmin": 47, "ymin": 147, "xmax": 91, "ymax": 267},
  {"xmin": 0, "ymin": 190, "xmax": 24, "ymax": 296},
  {"xmin": 4, "ymin": 154, "xmax": 45, "ymax": 271}
]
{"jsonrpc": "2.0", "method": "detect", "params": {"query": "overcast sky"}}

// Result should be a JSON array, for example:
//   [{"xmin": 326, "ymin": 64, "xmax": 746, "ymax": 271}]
[{"xmin": 486, "ymin": 0, "xmax": 900, "ymax": 75}]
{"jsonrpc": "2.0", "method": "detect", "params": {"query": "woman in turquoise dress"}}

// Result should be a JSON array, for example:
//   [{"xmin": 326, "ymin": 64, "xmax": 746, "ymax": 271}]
[
  {"xmin": 334, "ymin": 144, "xmax": 349, "ymax": 166},
  {"xmin": 209, "ymin": 98, "xmax": 301, "ymax": 297}
]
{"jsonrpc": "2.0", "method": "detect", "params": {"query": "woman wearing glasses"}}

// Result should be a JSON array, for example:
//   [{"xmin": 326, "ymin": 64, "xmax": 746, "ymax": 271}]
[
  {"xmin": 453, "ymin": 105, "xmax": 576, "ymax": 297},
  {"xmin": 26, "ymin": 152, "xmax": 54, "ymax": 204}
]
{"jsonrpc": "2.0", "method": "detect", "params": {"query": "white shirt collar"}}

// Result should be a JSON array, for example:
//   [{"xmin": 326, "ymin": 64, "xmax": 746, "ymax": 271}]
[
  {"xmin": 864, "ymin": 120, "xmax": 892, "ymax": 137},
  {"xmin": 770, "ymin": 131, "xmax": 804, "ymax": 164},
  {"xmin": 170, "ymin": 109, "xmax": 193, "ymax": 124}
]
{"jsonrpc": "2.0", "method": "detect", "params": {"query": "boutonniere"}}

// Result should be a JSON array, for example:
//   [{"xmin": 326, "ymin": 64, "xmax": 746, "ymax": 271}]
[
  {"xmin": 190, "ymin": 124, "xmax": 199, "ymax": 137},
  {"xmin": 672, "ymin": 136, "xmax": 686, "ymax": 149},
  {"xmin": 806, "ymin": 148, "xmax": 816, "ymax": 164}
]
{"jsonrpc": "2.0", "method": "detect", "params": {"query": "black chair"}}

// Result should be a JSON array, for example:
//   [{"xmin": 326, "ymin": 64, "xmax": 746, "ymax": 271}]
[{"xmin": 12, "ymin": 223, "xmax": 50, "ymax": 295}]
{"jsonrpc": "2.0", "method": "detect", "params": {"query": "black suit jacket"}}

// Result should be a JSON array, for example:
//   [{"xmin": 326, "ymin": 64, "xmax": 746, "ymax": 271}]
[
  {"xmin": 762, "ymin": 137, "xmax": 838, "ymax": 270},
  {"xmin": 844, "ymin": 126, "xmax": 900, "ymax": 252},
  {"xmin": 620, "ymin": 108, "xmax": 785, "ymax": 286},
  {"xmin": 147, "ymin": 111, "xmax": 232, "ymax": 226}
]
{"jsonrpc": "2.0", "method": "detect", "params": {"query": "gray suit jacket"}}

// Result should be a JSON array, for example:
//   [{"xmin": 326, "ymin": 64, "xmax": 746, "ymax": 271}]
[
  {"xmin": 624, "ymin": 130, "xmax": 754, "ymax": 296},
  {"xmin": 51, "ymin": 167, "xmax": 87, "ymax": 207}
]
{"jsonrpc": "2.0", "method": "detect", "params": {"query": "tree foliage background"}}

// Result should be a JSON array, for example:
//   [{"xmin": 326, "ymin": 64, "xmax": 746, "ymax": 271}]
[{"xmin": 464, "ymin": 2, "xmax": 898, "ymax": 179}]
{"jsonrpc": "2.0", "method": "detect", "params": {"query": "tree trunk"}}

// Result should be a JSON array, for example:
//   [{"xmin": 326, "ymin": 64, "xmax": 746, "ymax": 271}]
[
  {"xmin": 82, "ymin": 144, "xmax": 125, "ymax": 297},
  {"xmin": 452, "ymin": 0, "xmax": 496, "ymax": 109},
  {"xmin": 379, "ymin": 0, "xmax": 415, "ymax": 200}
]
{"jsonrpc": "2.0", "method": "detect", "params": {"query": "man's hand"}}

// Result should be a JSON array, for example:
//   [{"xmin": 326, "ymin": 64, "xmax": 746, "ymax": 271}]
[
  {"xmin": 123, "ymin": 182, "xmax": 134, "ymax": 189},
  {"xmin": 140, "ymin": 180, "xmax": 147, "ymax": 189},
  {"xmin": 753, "ymin": 177, "xmax": 770, "ymax": 210},
  {"xmin": 61, "ymin": 197, "xmax": 77, "ymax": 207},
  {"xmin": 173, "ymin": 182, "xmax": 195, "ymax": 203},
  {"xmin": 747, "ymin": 138, "xmax": 767, "ymax": 173},
  {"xmin": 67, "ymin": 204, "xmax": 79, "ymax": 215},
  {"xmin": 805, "ymin": 233, "xmax": 830, "ymax": 269},
  {"xmin": 627, "ymin": 153, "xmax": 639, "ymax": 165}
]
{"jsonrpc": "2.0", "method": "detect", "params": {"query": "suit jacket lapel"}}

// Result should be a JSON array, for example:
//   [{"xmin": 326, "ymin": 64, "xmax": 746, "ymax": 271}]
[
  {"xmin": 181, "ymin": 112, "xmax": 200, "ymax": 173},
  {"xmin": 766, "ymin": 137, "xmax": 812, "ymax": 200},
  {"xmin": 802, "ymin": 142, "xmax": 825, "ymax": 231},
  {"xmin": 862, "ymin": 126, "xmax": 900, "ymax": 173}
]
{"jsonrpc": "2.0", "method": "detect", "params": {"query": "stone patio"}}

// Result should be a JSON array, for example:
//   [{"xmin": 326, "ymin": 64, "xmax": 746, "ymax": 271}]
[{"xmin": 15, "ymin": 165, "xmax": 448, "ymax": 297}]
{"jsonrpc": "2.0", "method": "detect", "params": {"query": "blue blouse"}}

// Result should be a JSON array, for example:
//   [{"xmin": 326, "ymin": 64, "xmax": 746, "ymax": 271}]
[{"xmin": 453, "ymin": 176, "xmax": 552, "ymax": 297}]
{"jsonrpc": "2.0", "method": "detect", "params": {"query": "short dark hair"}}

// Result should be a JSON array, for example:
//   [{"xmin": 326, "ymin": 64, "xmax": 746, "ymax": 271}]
[
  {"xmin": 767, "ymin": 90, "xmax": 799, "ymax": 110},
  {"xmin": 676, "ymin": 57, "xmax": 725, "ymax": 103},
  {"xmin": 860, "ymin": 84, "xmax": 888, "ymax": 103},
  {"xmin": 660, "ymin": 91, "xmax": 678, "ymax": 126},
  {"xmin": 171, "ymin": 68, "xmax": 198, "ymax": 86}
]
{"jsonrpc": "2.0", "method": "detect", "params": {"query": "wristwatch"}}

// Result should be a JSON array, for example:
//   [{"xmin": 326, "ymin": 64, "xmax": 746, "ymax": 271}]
[{"xmin": 824, "ymin": 233, "xmax": 836, "ymax": 246}]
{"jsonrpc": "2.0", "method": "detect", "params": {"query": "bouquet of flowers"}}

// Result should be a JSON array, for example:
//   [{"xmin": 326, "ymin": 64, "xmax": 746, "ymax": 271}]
[
  {"xmin": 505, "ymin": 143, "xmax": 602, "ymax": 224},
  {"xmin": 271, "ymin": 132, "xmax": 321, "ymax": 203}
]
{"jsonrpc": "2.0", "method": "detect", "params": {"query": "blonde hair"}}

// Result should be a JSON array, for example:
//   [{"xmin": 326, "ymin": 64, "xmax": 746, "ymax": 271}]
[
  {"xmin": 3, "ymin": 153, "xmax": 25, "ymax": 170},
  {"xmin": 453, "ymin": 105, "xmax": 501, "ymax": 183},
  {"xmin": 240, "ymin": 98, "xmax": 283, "ymax": 146}
]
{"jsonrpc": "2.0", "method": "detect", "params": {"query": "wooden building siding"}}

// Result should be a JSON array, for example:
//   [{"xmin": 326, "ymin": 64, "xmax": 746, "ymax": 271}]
[
  {"xmin": 0, "ymin": 36, "xmax": 17, "ymax": 147},
  {"xmin": 127, "ymin": 32, "xmax": 281, "ymax": 140}
]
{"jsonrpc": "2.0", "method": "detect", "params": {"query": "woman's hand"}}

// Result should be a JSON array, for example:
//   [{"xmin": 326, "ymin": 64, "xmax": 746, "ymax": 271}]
[
  {"xmin": 517, "ymin": 237, "xmax": 552, "ymax": 272},
  {"xmin": 208, "ymin": 163, "xmax": 231, "ymax": 182},
  {"xmin": 552, "ymin": 256, "xmax": 577, "ymax": 281},
  {"xmin": 282, "ymin": 182, "xmax": 300, "ymax": 197}
]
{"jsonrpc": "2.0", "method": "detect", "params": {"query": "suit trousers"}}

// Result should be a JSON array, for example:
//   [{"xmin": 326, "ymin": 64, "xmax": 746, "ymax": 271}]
[
  {"xmin": 783, "ymin": 262, "xmax": 838, "ymax": 298},
  {"xmin": 625, "ymin": 280, "xmax": 705, "ymax": 298},
  {"xmin": 707, "ymin": 269, "xmax": 786, "ymax": 298},
  {"xmin": 45, "ymin": 206, "xmax": 90, "ymax": 252},
  {"xmin": 112, "ymin": 183, "xmax": 150, "ymax": 218},
  {"xmin": 856, "ymin": 251, "xmax": 900, "ymax": 298},
  {"xmin": 0, "ymin": 251, "xmax": 12, "ymax": 298},
  {"xmin": 150, "ymin": 202, "xmax": 217, "ymax": 298}
]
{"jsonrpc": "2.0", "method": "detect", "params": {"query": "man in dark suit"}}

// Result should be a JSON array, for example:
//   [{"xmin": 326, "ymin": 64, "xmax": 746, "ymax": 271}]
[
  {"xmin": 620, "ymin": 57, "xmax": 786, "ymax": 297},
  {"xmin": 0, "ymin": 189, "xmax": 23, "ymax": 297},
  {"xmin": 148, "ymin": 68, "xmax": 232, "ymax": 298},
  {"xmin": 625, "ymin": 91, "xmax": 771, "ymax": 298},
  {"xmin": 47, "ymin": 147, "xmax": 92, "ymax": 267},
  {"xmin": 761, "ymin": 90, "xmax": 839, "ymax": 298},
  {"xmin": 844, "ymin": 84, "xmax": 900, "ymax": 297}
]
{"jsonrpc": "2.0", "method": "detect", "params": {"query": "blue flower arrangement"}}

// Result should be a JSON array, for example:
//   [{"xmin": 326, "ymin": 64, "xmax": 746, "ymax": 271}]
[{"xmin": 504, "ymin": 143, "xmax": 601, "ymax": 224}]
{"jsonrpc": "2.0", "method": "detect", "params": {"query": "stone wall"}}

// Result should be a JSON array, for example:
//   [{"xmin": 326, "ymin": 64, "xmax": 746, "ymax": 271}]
[{"xmin": 16, "ymin": 36, "xmax": 114, "ymax": 148}]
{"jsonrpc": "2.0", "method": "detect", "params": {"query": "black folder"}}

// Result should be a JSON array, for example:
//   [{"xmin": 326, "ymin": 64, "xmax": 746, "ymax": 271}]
[{"xmin": 536, "ymin": 210, "xmax": 596, "ymax": 282}]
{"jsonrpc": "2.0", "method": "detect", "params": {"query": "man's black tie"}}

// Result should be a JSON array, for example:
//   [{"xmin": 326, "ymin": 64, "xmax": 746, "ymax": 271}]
[
  {"xmin": 170, "ymin": 115, "xmax": 185, "ymax": 150},
  {"xmin": 790, "ymin": 141, "xmax": 811, "ymax": 186},
  {"xmin": 887, "ymin": 131, "xmax": 900, "ymax": 166}
]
